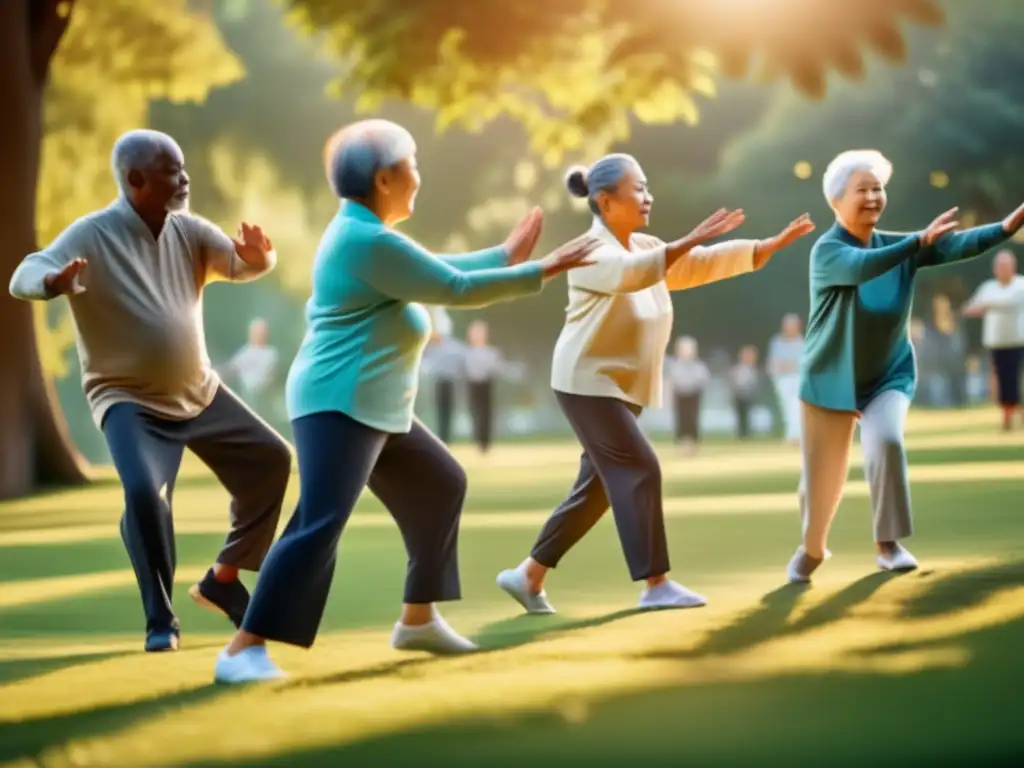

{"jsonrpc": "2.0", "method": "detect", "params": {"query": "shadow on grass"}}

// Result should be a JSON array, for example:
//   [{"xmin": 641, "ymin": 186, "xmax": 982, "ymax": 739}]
[
  {"xmin": 0, "ymin": 650, "xmax": 130, "ymax": 686},
  {"xmin": 282, "ymin": 608, "xmax": 643, "ymax": 692},
  {"xmin": 191, "ymin": 559, "xmax": 1024, "ymax": 768},
  {"xmin": 0, "ymin": 684, "xmax": 229, "ymax": 765}
]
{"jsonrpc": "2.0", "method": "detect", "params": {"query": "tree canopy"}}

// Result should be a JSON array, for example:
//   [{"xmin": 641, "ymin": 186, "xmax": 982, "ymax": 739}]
[{"xmin": 281, "ymin": 0, "xmax": 944, "ymax": 162}]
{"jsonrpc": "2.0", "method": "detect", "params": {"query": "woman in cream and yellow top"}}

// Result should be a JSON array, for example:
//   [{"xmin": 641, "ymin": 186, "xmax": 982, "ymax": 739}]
[{"xmin": 496, "ymin": 152, "xmax": 815, "ymax": 612}]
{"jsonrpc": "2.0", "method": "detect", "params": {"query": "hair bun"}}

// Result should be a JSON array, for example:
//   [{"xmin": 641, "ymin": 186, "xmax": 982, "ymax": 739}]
[{"xmin": 564, "ymin": 165, "xmax": 589, "ymax": 198}]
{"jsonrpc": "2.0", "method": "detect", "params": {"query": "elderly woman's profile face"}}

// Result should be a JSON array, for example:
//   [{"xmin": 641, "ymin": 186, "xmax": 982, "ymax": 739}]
[
  {"xmin": 598, "ymin": 164, "xmax": 652, "ymax": 232},
  {"xmin": 835, "ymin": 169, "xmax": 886, "ymax": 230},
  {"xmin": 376, "ymin": 154, "xmax": 421, "ymax": 225}
]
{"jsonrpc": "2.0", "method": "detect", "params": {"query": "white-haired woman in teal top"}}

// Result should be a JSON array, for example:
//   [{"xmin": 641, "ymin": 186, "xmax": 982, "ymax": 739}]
[
  {"xmin": 790, "ymin": 149, "xmax": 1024, "ymax": 584},
  {"xmin": 213, "ymin": 119, "xmax": 595, "ymax": 683}
]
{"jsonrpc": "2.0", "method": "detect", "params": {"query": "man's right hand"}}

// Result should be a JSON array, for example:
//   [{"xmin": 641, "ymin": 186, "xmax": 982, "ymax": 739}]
[{"xmin": 44, "ymin": 258, "xmax": 88, "ymax": 296}]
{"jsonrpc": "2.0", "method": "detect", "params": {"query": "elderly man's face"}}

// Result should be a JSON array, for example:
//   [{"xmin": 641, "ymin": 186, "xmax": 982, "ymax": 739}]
[
  {"xmin": 835, "ymin": 169, "xmax": 886, "ymax": 230},
  {"xmin": 782, "ymin": 315, "xmax": 802, "ymax": 337},
  {"xmin": 676, "ymin": 339, "xmax": 696, "ymax": 360},
  {"xmin": 130, "ymin": 147, "xmax": 190, "ymax": 213},
  {"xmin": 249, "ymin": 320, "xmax": 269, "ymax": 345},
  {"xmin": 994, "ymin": 252, "xmax": 1016, "ymax": 283},
  {"xmin": 467, "ymin": 322, "xmax": 488, "ymax": 347},
  {"xmin": 599, "ymin": 165, "xmax": 652, "ymax": 233},
  {"xmin": 377, "ymin": 155, "xmax": 421, "ymax": 225}
]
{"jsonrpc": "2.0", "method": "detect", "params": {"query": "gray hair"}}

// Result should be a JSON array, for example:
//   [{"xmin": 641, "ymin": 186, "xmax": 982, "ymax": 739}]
[
  {"xmin": 822, "ymin": 149, "xmax": 893, "ymax": 206},
  {"xmin": 324, "ymin": 119, "xmax": 416, "ymax": 199},
  {"xmin": 565, "ymin": 153, "xmax": 640, "ymax": 215},
  {"xmin": 111, "ymin": 129, "xmax": 182, "ymax": 196}
]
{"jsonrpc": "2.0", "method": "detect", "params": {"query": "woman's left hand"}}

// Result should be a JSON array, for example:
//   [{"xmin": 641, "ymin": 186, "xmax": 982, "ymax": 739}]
[
  {"xmin": 754, "ymin": 213, "xmax": 816, "ymax": 269},
  {"xmin": 1002, "ymin": 201, "xmax": 1024, "ymax": 234}
]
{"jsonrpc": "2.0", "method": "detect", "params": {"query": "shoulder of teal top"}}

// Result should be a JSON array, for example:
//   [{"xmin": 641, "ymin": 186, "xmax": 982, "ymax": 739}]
[{"xmin": 810, "ymin": 223, "xmax": 919, "ymax": 287}]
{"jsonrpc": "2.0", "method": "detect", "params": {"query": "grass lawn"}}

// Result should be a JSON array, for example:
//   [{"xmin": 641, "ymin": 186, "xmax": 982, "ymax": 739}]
[{"xmin": 0, "ymin": 407, "xmax": 1021, "ymax": 767}]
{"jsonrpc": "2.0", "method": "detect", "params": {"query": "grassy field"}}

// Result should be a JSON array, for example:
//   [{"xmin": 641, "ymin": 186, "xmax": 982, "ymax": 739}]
[{"xmin": 0, "ymin": 408, "xmax": 1022, "ymax": 767}]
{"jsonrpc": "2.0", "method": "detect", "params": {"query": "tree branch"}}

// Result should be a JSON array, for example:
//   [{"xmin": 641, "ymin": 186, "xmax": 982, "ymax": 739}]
[{"xmin": 30, "ymin": 0, "xmax": 75, "ymax": 86}]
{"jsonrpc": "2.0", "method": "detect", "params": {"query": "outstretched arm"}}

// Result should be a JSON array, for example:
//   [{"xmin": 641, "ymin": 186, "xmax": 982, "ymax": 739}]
[
  {"xmin": 912, "ymin": 223, "xmax": 1009, "ymax": 270},
  {"xmin": 354, "ymin": 230, "xmax": 543, "ymax": 308},
  {"xmin": 569, "ymin": 240, "xmax": 667, "ymax": 294},
  {"xmin": 665, "ymin": 239, "xmax": 757, "ymax": 291},
  {"xmin": 184, "ymin": 214, "xmax": 277, "ymax": 284},
  {"xmin": 812, "ymin": 235, "xmax": 921, "ymax": 287},
  {"xmin": 437, "ymin": 246, "xmax": 507, "ymax": 272},
  {"xmin": 9, "ymin": 219, "xmax": 91, "ymax": 300}
]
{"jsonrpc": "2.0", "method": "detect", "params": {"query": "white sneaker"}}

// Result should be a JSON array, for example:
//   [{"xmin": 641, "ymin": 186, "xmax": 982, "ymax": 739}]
[
  {"xmin": 391, "ymin": 608, "xmax": 478, "ymax": 655},
  {"xmin": 496, "ymin": 568, "xmax": 556, "ymax": 614},
  {"xmin": 877, "ymin": 543, "xmax": 918, "ymax": 572},
  {"xmin": 214, "ymin": 645, "xmax": 285, "ymax": 684},
  {"xmin": 638, "ymin": 580, "xmax": 707, "ymax": 610},
  {"xmin": 786, "ymin": 545, "xmax": 828, "ymax": 583}
]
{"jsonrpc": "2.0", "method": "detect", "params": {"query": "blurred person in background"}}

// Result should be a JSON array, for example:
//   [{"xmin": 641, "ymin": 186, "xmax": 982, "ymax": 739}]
[
  {"xmin": 496, "ymin": 152, "xmax": 815, "ymax": 615},
  {"xmin": 961, "ymin": 249, "xmax": 1024, "ymax": 429},
  {"xmin": 221, "ymin": 318, "xmax": 280, "ymax": 417},
  {"xmin": 423, "ymin": 305, "xmax": 465, "ymax": 443},
  {"xmin": 462, "ymin": 320, "xmax": 508, "ymax": 454},
  {"xmin": 666, "ymin": 335, "xmax": 710, "ymax": 454},
  {"xmin": 928, "ymin": 293, "xmax": 968, "ymax": 407},
  {"xmin": 729, "ymin": 344, "xmax": 762, "ymax": 439},
  {"xmin": 767, "ymin": 313, "xmax": 805, "ymax": 444},
  {"xmin": 789, "ymin": 149, "xmax": 1023, "ymax": 585}
]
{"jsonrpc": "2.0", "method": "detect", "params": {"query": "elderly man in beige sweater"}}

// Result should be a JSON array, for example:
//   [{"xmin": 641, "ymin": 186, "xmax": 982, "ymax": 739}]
[{"xmin": 9, "ymin": 130, "xmax": 292, "ymax": 653}]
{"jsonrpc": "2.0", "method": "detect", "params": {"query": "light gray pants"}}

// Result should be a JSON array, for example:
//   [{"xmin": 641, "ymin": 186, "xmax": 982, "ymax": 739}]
[{"xmin": 797, "ymin": 389, "xmax": 913, "ymax": 557}]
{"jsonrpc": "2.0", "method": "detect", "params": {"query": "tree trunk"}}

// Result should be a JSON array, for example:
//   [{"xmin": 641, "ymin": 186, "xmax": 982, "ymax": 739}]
[{"xmin": 0, "ymin": 0, "xmax": 89, "ymax": 500}]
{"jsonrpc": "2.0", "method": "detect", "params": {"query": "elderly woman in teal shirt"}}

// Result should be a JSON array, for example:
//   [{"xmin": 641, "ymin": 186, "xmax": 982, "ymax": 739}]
[
  {"xmin": 212, "ymin": 119, "xmax": 593, "ymax": 683},
  {"xmin": 789, "ymin": 149, "xmax": 1024, "ymax": 583}
]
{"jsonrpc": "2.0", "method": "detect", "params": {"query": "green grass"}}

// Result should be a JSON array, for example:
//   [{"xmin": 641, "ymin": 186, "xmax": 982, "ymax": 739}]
[{"xmin": 0, "ymin": 407, "xmax": 1022, "ymax": 767}]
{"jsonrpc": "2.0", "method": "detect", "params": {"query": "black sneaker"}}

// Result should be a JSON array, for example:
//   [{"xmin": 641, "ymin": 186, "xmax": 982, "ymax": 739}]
[
  {"xmin": 188, "ymin": 568, "xmax": 250, "ymax": 628},
  {"xmin": 145, "ymin": 628, "xmax": 180, "ymax": 652}
]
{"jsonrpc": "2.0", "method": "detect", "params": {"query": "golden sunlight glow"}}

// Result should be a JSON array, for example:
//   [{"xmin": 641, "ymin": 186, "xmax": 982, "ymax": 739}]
[
  {"xmin": 793, "ymin": 161, "xmax": 813, "ymax": 180},
  {"xmin": 929, "ymin": 170, "xmax": 950, "ymax": 189}
]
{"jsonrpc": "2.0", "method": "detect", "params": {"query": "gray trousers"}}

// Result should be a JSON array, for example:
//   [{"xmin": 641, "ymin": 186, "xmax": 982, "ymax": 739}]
[
  {"xmin": 531, "ymin": 392, "xmax": 669, "ymax": 581},
  {"xmin": 102, "ymin": 386, "xmax": 291, "ymax": 634},
  {"xmin": 797, "ymin": 389, "xmax": 913, "ymax": 556}
]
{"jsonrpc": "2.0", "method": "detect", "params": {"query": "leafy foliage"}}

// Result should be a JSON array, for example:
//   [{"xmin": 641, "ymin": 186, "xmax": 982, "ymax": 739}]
[
  {"xmin": 280, "ymin": 0, "xmax": 943, "ymax": 162},
  {"xmin": 34, "ymin": 0, "xmax": 243, "ymax": 378}
]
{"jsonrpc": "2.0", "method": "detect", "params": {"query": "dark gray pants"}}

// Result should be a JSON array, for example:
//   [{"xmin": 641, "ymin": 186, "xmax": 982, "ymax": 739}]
[
  {"xmin": 531, "ymin": 391, "xmax": 670, "ymax": 581},
  {"xmin": 101, "ymin": 386, "xmax": 291, "ymax": 634},
  {"xmin": 467, "ymin": 379, "xmax": 494, "ymax": 452},
  {"xmin": 436, "ymin": 378, "xmax": 455, "ymax": 443},
  {"xmin": 243, "ymin": 411, "xmax": 467, "ymax": 648}
]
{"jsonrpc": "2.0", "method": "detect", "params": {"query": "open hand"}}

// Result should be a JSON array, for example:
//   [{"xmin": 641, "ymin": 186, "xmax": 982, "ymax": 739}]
[
  {"xmin": 921, "ymin": 207, "xmax": 960, "ymax": 247},
  {"xmin": 1002, "ymin": 201, "xmax": 1024, "ymax": 235},
  {"xmin": 754, "ymin": 213, "xmax": 816, "ymax": 268},
  {"xmin": 504, "ymin": 207, "xmax": 544, "ymax": 265},
  {"xmin": 43, "ymin": 258, "xmax": 87, "ymax": 296},
  {"xmin": 686, "ymin": 208, "xmax": 747, "ymax": 246},
  {"xmin": 232, "ymin": 222, "xmax": 273, "ymax": 264},
  {"xmin": 538, "ymin": 235, "xmax": 600, "ymax": 280}
]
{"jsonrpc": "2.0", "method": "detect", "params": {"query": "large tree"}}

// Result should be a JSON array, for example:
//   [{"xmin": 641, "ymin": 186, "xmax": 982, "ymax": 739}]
[
  {"xmin": 0, "ymin": 0, "xmax": 242, "ymax": 499},
  {"xmin": 281, "ymin": 0, "xmax": 944, "ymax": 162}
]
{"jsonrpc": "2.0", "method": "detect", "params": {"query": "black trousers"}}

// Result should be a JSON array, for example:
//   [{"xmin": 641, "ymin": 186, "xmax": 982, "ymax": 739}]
[
  {"xmin": 435, "ymin": 378, "xmax": 455, "ymax": 444},
  {"xmin": 733, "ymin": 397, "xmax": 753, "ymax": 439},
  {"xmin": 530, "ymin": 392, "xmax": 669, "ymax": 581},
  {"xmin": 673, "ymin": 392, "xmax": 702, "ymax": 442},
  {"xmin": 991, "ymin": 347, "xmax": 1023, "ymax": 406},
  {"xmin": 467, "ymin": 379, "xmax": 494, "ymax": 451},
  {"xmin": 242, "ymin": 411, "xmax": 467, "ymax": 648},
  {"xmin": 101, "ymin": 386, "xmax": 291, "ymax": 634}
]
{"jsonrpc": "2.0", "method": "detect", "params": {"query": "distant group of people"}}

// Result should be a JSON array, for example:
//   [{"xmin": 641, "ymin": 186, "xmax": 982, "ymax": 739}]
[
  {"xmin": 10, "ymin": 123, "xmax": 1023, "ymax": 686},
  {"xmin": 422, "ymin": 309, "xmax": 522, "ymax": 452}
]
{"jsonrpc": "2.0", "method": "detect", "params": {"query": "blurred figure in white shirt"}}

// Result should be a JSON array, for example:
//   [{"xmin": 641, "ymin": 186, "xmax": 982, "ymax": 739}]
[
  {"xmin": 223, "ymin": 318, "xmax": 279, "ymax": 414},
  {"xmin": 961, "ymin": 249, "xmax": 1024, "ymax": 429},
  {"xmin": 767, "ymin": 313, "xmax": 804, "ymax": 444}
]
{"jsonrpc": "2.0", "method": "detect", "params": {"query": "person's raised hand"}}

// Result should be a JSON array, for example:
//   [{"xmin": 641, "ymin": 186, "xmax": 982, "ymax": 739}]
[
  {"xmin": 538, "ymin": 234, "xmax": 601, "ymax": 280},
  {"xmin": 921, "ymin": 207, "xmax": 961, "ymax": 247},
  {"xmin": 43, "ymin": 258, "xmax": 87, "ymax": 296},
  {"xmin": 504, "ymin": 207, "xmax": 544, "ymax": 265},
  {"xmin": 232, "ymin": 222, "xmax": 274, "ymax": 264}
]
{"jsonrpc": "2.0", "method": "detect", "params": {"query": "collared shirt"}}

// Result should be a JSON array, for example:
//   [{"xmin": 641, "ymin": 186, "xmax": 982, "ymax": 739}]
[
  {"xmin": 965, "ymin": 276, "xmax": 1024, "ymax": 349},
  {"xmin": 9, "ymin": 197, "xmax": 272, "ymax": 427},
  {"xmin": 767, "ymin": 335, "xmax": 804, "ymax": 377},
  {"xmin": 550, "ymin": 218, "xmax": 756, "ymax": 408},
  {"xmin": 228, "ymin": 343, "xmax": 279, "ymax": 396},
  {"xmin": 665, "ymin": 357, "xmax": 710, "ymax": 394},
  {"xmin": 463, "ymin": 344, "xmax": 504, "ymax": 382},
  {"xmin": 285, "ymin": 201, "xmax": 543, "ymax": 433}
]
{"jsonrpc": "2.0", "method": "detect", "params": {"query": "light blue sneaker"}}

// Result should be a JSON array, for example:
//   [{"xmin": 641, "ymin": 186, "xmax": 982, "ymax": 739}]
[{"xmin": 214, "ymin": 645, "xmax": 285, "ymax": 684}]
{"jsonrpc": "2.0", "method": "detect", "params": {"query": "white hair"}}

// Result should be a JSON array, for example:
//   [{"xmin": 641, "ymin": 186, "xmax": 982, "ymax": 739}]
[
  {"xmin": 110, "ymin": 129, "xmax": 183, "ymax": 196},
  {"xmin": 324, "ymin": 119, "xmax": 416, "ymax": 199},
  {"xmin": 822, "ymin": 149, "xmax": 893, "ymax": 206}
]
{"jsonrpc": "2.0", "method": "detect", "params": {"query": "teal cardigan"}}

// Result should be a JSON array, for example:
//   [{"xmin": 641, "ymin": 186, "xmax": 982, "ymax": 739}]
[
  {"xmin": 800, "ymin": 221, "xmax": 1009, "ymax": 412},
  {"xmin": 286, "ymin": 201, "xmax": 544, "ymax": 432}
]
